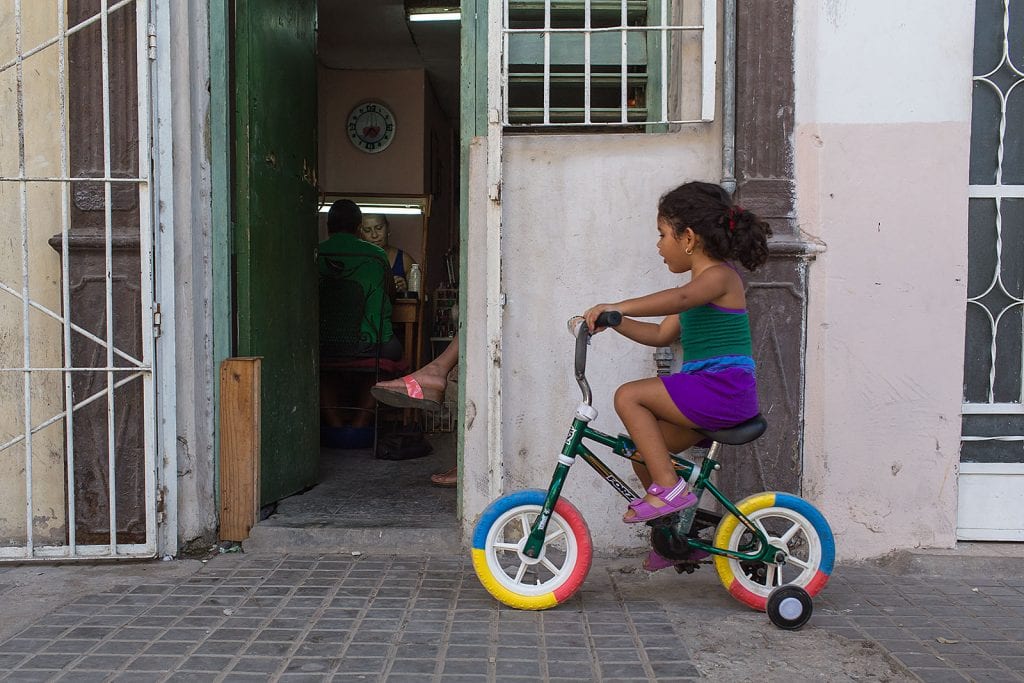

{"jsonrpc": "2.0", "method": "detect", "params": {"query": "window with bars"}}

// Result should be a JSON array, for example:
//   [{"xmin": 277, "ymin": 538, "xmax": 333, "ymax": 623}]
[{"xmin": 501, "ymin": 0, "xmax": 716, "ymax": 128}]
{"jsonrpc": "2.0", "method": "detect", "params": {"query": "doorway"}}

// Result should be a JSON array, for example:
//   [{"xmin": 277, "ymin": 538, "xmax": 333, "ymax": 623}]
[{"xmin": 223, "ymin": 0, "xmax": 462, "ymax": 543}]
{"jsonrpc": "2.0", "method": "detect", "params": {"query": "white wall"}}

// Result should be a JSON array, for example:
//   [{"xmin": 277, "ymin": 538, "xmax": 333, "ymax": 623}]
[
  {"xmin": 463, "ymin": 128, "xmax": 722, "ymax": 550},
  {"xmin": 170, "ymin": 0, "xmax": 218, "ymax": 549},
  {"xmin": 794, "ymin": 0, "xmax": 974, "ymax": 558}
]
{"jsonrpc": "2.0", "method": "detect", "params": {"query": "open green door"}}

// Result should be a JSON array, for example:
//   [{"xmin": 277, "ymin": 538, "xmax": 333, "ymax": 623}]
[{"xmin": 233, "ymin": 0, "xmax": 319, "ymax": 504}]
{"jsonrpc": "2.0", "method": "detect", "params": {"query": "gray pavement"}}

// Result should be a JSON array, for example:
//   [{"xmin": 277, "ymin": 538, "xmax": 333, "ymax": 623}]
[{"xmin": 0, "ymin": 545, "xmax": 1020, "ymax": 682}]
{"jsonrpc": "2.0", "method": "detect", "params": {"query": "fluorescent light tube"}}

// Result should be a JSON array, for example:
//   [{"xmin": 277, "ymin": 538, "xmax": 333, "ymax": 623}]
[
  {"xmin": 408, "ymin": 11, "xmax": 460, "ymax": 22},
  {"xmin": 319, "ymin": 203, "xmax": 423, "ymax": 216}
]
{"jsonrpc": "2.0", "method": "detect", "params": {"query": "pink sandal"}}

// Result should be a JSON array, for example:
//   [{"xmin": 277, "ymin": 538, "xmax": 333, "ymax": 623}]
[
  {"xmin": 624, "ymin": 480, "xmax": 697, "ymax": 524},
  {"xmin": 643, "ymin": 548, "xmax": 711, "ymax": 572},
  {"xmin": 643, "ymin": 550, "xmax": 676, "ymax": 572},
  {"xmin": 371, "ymin": 375, "xmax": 444, "ymax": 413}
]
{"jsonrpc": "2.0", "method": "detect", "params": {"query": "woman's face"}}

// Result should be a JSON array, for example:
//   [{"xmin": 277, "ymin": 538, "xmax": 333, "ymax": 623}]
[{"xmin": 358, "ymin": 218, "xmax": 388, "ymax": 247}]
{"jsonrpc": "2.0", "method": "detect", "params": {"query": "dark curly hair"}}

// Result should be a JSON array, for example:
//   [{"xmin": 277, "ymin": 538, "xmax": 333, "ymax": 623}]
[{"xmin": 657, "ymin": 181, "xmax": 772, "ymax": 271}]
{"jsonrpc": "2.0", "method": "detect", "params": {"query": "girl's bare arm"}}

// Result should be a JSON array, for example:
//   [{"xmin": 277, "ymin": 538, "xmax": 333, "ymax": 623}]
[
  {"xmin": 613, "ymin": 315, "xmax": 679, "ymax": 347},
  {"xmin": 584, "ymin": 266, "xmax": 732, "ymax": 330}
]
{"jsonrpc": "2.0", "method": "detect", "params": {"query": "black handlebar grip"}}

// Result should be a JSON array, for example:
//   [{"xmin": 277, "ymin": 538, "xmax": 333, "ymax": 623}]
[{"xmin": 595, "ymin": 311, "xmax": 622, "ymax": 328}]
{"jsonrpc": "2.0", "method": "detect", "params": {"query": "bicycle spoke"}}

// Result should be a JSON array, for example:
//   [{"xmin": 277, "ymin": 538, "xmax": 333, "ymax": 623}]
[
  {"xmin": 787, "ymin": 555, "xmax": 811, "ymax": 571},
  {"xmin": 780, "ymin": 522, "xmax": 802, "ymax": 544},
  {"xmin": 514, "ymin": 562, "xmax": 528, "ymax": 584},
  {"xmin": 546, "ymin": 527, "xmax": 566, "ymax": 543},
  {"xmin": 540, "ymin": 557, "xmax": 560, "ymax": 575},
  {"xmin": 519, "ymin": 514, "xmax": 532, "ymax": 538},
  {"xmin": 494, "ymin": 542, "xmax": 520, "ymax": 552}
]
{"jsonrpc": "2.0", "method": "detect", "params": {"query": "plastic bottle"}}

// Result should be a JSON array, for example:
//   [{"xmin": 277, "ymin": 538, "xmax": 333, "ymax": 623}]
[{"xmin": 407, "ymin": 263, "xmax": 422, "ymax": 295}]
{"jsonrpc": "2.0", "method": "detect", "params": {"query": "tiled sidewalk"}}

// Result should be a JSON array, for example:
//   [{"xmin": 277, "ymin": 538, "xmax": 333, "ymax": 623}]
[
  {"xmin": 813, "ymin": 564, "xmax": 1024, "ymax": 682},
  {"xmin": 1, "ymin": 550, "xmax": 1023, "ymax": 682},
  {"xmin": 0, "ymin": 554, "xmax": 698, "ymax": 682}
]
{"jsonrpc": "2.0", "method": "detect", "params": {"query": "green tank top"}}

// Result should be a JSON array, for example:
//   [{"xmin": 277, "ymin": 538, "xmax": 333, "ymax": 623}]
[{"xmin": 679, "ymin": 304, "xmax": 752, "ymax": 362}]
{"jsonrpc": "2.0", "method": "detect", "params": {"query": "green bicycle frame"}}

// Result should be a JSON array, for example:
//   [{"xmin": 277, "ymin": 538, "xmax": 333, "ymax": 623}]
[{"xmin": 522, "ymin": 416, "xmax": 777, "ymax": 565}]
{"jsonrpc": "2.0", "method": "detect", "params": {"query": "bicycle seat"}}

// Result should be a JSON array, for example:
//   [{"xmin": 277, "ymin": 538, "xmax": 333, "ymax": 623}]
[{"xmin": 694, "ymin": 414, "xmax": 767, "ymax": 445}]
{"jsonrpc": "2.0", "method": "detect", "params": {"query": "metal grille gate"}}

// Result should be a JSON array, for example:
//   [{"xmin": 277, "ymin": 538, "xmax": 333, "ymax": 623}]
[
  {"xmin": 0, "ymin": 0, "xmax": 158, "ymax": 560},
  {"xmin": 960, "ymin": 0, "xmax": 1024, "ymax": 540}
]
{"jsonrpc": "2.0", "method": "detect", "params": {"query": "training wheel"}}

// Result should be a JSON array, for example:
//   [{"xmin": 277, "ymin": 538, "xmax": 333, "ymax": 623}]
[{"xmin": 766, "ymin": 585, "xmax": 813, "ymax": 630}]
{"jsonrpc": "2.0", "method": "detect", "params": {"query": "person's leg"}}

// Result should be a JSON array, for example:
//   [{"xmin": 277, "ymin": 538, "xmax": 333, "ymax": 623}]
[
  {"xmin": 631, "ymin": 419, "xmax": 701, "ymax": 489},
  {"xmin": 350, "ymin": 375, "xmax": 378, "ymax": 429},
  {"xmin": 615, "ymin": 378, "xmax": 703, "ymax": 521},
  {"xmin": 321, "ymin": 370, "xmax": 344, "ymax": 428},
  {"xmin": 374, "ymin": 333, "xmax": 459, "ymax": 397}
]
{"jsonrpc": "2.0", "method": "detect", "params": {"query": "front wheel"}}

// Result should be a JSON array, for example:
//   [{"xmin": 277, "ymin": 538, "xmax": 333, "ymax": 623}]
[
  {"xmin": 471, "ymin": 489, "xmax": 593, "ymax": 610},
  {"xmin": 713, "ymin": 492, "xmax": 835, "ymax": 611}
]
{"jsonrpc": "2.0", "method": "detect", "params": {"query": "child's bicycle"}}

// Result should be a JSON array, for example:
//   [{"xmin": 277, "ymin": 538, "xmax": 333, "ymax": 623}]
[{"xmin": 471, "ymin": 312, "xmax": 835, "ymax": 629}]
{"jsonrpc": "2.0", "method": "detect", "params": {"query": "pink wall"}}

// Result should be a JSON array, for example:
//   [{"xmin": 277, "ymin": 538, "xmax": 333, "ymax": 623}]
[
  {"xmin": 318, "ymin": 68, "xmax": 427, "ymax": 195},
  {"xmin": 794, "ymin": 0, "xmax": 974, "ymax": 558}
]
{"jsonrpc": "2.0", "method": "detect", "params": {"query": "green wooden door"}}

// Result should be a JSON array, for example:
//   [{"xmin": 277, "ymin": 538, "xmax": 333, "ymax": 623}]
[{"xmin": 233, "ymin": 0, "xmax": 319, "ymax": 505}]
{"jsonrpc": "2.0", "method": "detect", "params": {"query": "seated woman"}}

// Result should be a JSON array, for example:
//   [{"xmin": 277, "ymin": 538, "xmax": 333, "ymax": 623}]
[
  {"xmin": 319, "ymin": 200, "xmax": 403, "ymax": 434},
  {"xmin": 358, "ymin": 213, "xmax": 417, "ymax": 293}
]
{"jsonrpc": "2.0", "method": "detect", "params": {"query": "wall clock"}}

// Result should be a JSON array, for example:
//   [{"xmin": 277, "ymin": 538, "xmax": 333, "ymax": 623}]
[{"xmin": 347, "ymin": 101, "xmax": 396, "ymax": 154}]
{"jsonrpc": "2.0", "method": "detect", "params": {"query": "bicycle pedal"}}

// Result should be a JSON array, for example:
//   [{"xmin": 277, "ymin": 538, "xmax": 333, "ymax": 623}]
[{"xmin": 646, "ymin": 512, "xmax": 682, "ymax": 529}]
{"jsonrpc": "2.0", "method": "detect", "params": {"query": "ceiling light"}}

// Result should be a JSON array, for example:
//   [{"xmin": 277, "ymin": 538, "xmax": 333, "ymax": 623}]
[
  {"xmin": 408, "ymin": 10, "xmax": 460, "ymax": 22},
  {"xmin": 319, "ymin": 202, "xmax": 424, "ymax": 216}
]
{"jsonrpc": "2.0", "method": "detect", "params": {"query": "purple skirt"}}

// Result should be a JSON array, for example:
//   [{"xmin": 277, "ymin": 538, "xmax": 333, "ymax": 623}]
[{"xmin": 660, "ymin": 356, "xmax": 760, "ymax": 431}]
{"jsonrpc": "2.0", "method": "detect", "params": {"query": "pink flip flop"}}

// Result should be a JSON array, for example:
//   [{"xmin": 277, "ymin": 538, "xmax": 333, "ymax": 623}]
[
  {"xmin": 371, "ymin": 375, "xmax": 444, "ymax": 413},
  {"xmin": 624, "ymin": 480, "xmax": 698, "ymax": 524}
]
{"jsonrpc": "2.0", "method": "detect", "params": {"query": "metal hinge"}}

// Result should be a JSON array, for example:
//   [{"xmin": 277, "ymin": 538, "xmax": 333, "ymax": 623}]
[
  {"xmin": 148, "ymin": 23, "xmax": 157, "ymax": 60},
  {"xmin": 153, "ymin": 303, "xmax": 162, "ymax": 338},
  {"xmin": 156, "ymin": 488, "xmax": 166, "ymax": 525}
]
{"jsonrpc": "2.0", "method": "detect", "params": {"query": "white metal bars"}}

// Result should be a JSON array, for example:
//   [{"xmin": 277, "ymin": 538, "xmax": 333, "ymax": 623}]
[
  {"xmin": 0, "ymin": 0, "xmax": 157, "ymax": 560},
  {"xmin": 963, "ymin": 0, "xmax": 1024, "ymax": 418},
  {"xmin": 501, "ymin": 0, "xmax": 716, "ymax": 127}
]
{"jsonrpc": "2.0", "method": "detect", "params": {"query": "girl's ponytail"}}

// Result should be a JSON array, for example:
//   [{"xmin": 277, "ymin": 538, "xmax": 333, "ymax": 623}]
[{"xmin": 726, "ymin": 206, "xmax": 771, "ymax": 271}]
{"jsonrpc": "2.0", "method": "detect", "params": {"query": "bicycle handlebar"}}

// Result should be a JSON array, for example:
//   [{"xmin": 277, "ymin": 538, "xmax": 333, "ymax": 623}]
[{"xmin": 573, "ymin": 311, "xmax": 622, "ymax": 405}]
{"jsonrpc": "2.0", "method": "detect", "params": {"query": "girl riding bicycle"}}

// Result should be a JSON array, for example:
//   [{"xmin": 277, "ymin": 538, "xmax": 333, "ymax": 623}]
[{"xmin": 584, "ymin": 181, "xmax": 772, "ymax": 535}]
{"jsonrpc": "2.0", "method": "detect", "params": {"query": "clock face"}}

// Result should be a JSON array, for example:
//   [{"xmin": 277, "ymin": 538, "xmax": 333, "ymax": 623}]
[{"xmin": 347, "ymin": 102, "xmax": 396, "ymax": 154}]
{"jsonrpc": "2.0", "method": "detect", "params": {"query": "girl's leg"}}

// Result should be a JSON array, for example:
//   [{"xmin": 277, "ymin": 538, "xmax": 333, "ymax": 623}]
[
  {"xmin": 631, "ymin": 420, "xmax": 702, "ymax": 489},
  {"xmin": 615, "ymin": 378, "xmax": 703, "ymax": 520}
]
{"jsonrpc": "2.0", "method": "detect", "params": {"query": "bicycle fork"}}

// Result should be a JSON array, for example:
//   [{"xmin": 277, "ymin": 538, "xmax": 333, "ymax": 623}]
[{"xmin": 522, "ymin": 404, "xmax": 617, "ymax": 559}]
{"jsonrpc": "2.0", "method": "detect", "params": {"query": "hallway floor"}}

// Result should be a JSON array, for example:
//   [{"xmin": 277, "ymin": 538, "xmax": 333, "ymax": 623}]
[{"xmin": 261, "ymin": 431, "xmax": 458, "ymax": 532}]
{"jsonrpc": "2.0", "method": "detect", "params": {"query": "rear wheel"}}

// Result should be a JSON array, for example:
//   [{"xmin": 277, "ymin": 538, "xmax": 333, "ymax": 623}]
[
  {"xmin": 471, "ymin": 489, "xmax": 592, "ymax": 610},
  {"xmin": 713, "ymin": 492, "xmax": 834, "ymax": 611}
]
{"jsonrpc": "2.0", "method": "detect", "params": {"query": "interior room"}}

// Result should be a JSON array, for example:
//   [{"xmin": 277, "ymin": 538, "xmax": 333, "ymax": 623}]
[{"xmin": 261, "ymin": 0, "xmax": 462, "ymax": 534}]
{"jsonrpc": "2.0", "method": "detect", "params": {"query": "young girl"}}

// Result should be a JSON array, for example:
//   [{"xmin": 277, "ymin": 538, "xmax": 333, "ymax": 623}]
[{"xmin": 583, "ymin": 181, "xmax": 772, "ymax": 542}]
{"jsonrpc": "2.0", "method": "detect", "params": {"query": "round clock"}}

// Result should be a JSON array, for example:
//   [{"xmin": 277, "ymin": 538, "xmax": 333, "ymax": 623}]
[{"xmin": 347, "ymin": 101, "xmax": 396, "ymax": 154}]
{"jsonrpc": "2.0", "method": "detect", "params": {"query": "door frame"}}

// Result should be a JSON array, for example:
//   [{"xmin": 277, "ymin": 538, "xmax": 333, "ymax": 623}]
[
  {"xmin": 152, "ymin": 0, "xmax": 180, "ymax": 559},
  {"xmin": 210, "ymin": 0, "xmax": 235, "ymax": 512}
]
